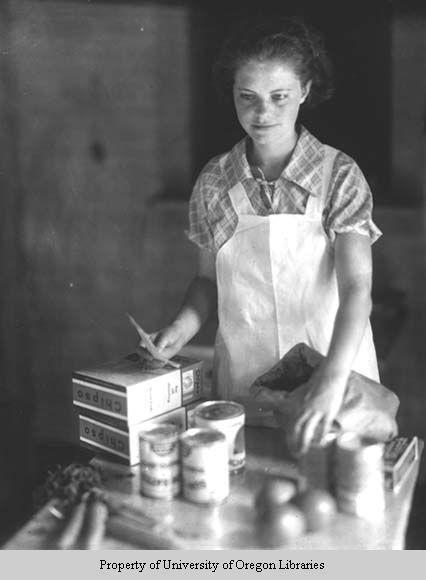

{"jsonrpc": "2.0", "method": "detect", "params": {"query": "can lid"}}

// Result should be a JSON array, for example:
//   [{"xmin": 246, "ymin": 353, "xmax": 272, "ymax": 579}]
[
  {"xmin": 180, "ymin": 427, "xmax": 226, "ymax": 446},
  {"xmin": 194, "ymin": 400, "xmax": 244, "ymax": 421},
  {"xmin": 139, "ymin": 422, "xmax": 179, "ymax": 441}
]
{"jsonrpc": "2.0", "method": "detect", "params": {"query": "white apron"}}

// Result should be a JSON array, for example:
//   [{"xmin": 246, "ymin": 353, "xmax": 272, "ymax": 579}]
[{"xmin": 213, "ymin": 145, "xmax": 380, "ymax": 425}]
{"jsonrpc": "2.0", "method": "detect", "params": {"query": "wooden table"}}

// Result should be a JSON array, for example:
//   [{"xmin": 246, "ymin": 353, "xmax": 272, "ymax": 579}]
[{"xmin": 3, "ymin": 428, "xmax": 422, "ymax": 550}]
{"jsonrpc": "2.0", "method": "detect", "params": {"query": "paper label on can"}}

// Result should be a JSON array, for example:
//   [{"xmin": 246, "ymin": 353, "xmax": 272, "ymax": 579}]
[
  {"xmin": 149, "ymin": 440, "xmax": 178, "ymax": 457},
  {"xmin": 195, "ymin": 416, "xmax": 245, "ymax": 472},
  {"xmin": 180, "ymin": 429, "xmax": 229, "ymax": 503},
  {"xmin": 182, "ymin": 464, "xmax": 228, "ymax": 503},
  {"xmin": 140, "ymin": 466, "xmax": 180, "ymax": 499},
  {"xmin": 230, "ymin": 425, "xmax": 245, "ymax": 470}
]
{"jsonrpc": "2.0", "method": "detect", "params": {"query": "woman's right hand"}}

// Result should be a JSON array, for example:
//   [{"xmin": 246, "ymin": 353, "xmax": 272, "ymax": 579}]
[
  {"xmin": 137, "ymin": 256, "xmax": 217, "ymax": 364},
  {"xmin": 149, "ymin": 321, "xmax": 188, "ymax": 360}
]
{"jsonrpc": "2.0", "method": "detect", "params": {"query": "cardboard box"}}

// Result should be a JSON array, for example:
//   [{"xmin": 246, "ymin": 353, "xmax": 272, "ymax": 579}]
[
  {"xmin": 173, "ymin": 355, "xmax": 203, "ymax": 405},
  {"xmin": 77, "ymin": 406, "xmax": 187, "ymax": 465},
  {"xmin": 383, "ymin": 436, "xmax": 418, "ymax": 493},
  {"xmin": 73, "ymin": 352, "xmax": 203, "ymax": 425}
]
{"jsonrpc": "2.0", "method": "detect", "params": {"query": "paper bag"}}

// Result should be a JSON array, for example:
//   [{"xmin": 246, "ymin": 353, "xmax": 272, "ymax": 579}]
[{"xmin": 249, "ymin": 343, "xmax": 399, "ymax": 442}]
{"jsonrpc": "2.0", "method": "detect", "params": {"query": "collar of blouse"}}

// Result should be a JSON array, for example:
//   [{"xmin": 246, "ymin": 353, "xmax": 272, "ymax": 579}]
[{"xmin": 227, "ymin": 125, "xmax": 325, "ymax": 199}]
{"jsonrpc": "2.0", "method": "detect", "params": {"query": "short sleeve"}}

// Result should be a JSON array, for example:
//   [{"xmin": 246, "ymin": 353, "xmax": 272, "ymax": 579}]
[
  {"xmin": 185, "ymin": 164, "xmax": 218, "ymax": 254},
  {"xmin": 324, "ymin": 152, "xmax": 382, "ymax": 244}
]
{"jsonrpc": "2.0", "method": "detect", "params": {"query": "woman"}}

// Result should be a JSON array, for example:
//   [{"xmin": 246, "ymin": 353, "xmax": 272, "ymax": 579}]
[{"xmin": 151, "ymin": 19, "xmax": 381, "ymax": 454}]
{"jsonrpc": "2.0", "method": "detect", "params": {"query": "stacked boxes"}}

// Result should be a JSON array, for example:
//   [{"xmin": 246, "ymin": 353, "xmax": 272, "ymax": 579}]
[{"xmin": 73, "ymin": 352, "xmax": 203, "ymax": 465}]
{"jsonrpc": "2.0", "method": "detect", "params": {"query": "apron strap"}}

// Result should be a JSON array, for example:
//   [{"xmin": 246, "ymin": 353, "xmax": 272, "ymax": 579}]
[
  {"xmin": 228, "ymin": 183, "xmax": 256, "ymax": 216},
  {"xmin": 305, "ymin": 145, "xmax": 338, "ymax": 219},
  {"xmin": 219, "ymin": 149, "xmax": 256, "ymax": 216}
]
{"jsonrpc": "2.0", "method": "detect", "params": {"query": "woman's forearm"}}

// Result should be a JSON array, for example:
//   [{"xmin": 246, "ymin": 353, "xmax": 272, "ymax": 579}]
[
  {"xmin": 322, "ymin": 282, "xmax": 372, "ymax": 382},
  {"xmin": 290, "ymin": 234, "xmax": 376, "ymax": 453},
  {"xmin": 172, "ymin": 275, "xmax": 218, "ymax": 343},
  {"xmin": 320, "ymin": 232, "xmax": 374, "ymax": 384}
]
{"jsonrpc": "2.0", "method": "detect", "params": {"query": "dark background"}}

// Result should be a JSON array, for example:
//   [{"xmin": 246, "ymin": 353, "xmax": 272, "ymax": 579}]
[{"xmin": 190, "ymin": 0, "xmax": 393, "ymax": 204}]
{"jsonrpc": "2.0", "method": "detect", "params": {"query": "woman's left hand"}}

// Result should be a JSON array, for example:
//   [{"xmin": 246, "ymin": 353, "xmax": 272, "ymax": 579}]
[{"xmin": 289, "ymin": 367, "xmax": 348, "ymax": 455}]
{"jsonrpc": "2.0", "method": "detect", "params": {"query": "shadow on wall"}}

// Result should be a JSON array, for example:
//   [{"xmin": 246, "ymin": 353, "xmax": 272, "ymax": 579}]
[
  {"xmin": 3, "ymin": 0, "xmax": 194, "ymax": 446},
  {"xmin": 373, "ymin": 207, "xmax": 426, "ymax": 481},
  {"xmin": 371, "ymin": 247, "xmax": 407, "ymax": 372}
]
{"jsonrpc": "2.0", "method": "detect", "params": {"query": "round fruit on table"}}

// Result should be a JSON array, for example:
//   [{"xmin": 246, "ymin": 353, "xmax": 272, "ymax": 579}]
[
  {"xmin": 254, "ymin": 476, "xmax": 298, "ymax": 516},
  {"xmin": 292, "ymin": 489, "xmax": 337, "ymax": 532},
  {"xmin": 256, "ymin": 503, "xmax": 306, "ymax": 548}
]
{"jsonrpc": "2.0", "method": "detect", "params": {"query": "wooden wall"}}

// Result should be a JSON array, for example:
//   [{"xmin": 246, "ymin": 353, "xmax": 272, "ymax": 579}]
[
  {"xmin": 1, "ymin": 0, "xmax": 195, "ymax": 444},
  {"xmin": 390, "ymin": 5, "xmax": 426, "ymax": 207}
]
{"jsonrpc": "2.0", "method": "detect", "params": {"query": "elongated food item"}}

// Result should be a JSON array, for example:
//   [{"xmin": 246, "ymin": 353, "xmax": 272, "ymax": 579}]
[
  {"xmin": 81, "ymin": 496, "xmax": 109, "ymax": 550},
  {"xmin": 107, "ymin": 515, "xmax": 182, "ymax": 549},
  {"xmin": 127, "ymin": 313, "xmax": 180, "ymax": 368},
  {"xmin": 56, "ymin": 492, "xmax": 89, "ymax": 550}
]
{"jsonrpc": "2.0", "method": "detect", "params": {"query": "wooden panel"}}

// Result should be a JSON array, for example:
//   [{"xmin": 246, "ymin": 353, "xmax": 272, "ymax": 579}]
[
  {"xmin": 390, "ymin": 5, "xmax": 426, "ymax": 205},
  {"xmin": 8, "ymin": 0, "xmax": 193, "ymax": 442},
  {"xmin": 0, "ymin": 2, "xmax": 27, "ymax": 404}
]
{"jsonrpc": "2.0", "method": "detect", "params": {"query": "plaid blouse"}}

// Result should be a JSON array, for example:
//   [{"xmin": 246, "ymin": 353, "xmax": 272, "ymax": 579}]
[{"xmin": 187, "ymin": 126, "xmax": 382, "ymax": 254}]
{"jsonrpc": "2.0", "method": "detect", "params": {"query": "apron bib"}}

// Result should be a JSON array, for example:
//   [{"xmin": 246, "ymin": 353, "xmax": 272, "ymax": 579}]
[{"xmin": 213, "ymin": 145, "xmax": 379, "ymax": 425}]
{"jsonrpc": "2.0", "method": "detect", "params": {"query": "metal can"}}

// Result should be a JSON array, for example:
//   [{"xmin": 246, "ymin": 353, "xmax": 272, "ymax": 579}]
[
  {"xmin": 334, "ymin": 432, "xmax": 385, "ymax": 521},
  {"xmin": 138, "ymin": 422, "xmax": 180, "ymax": 499},
  {"xmin": 180, "ymin": 428, "xmax": 229, "ymax": 504},
  {"xmin": 299, "ymin": 432, "xmax": 338, "ymax": 492},
  {"xmin": 194, "ymin": 400, "xmax": 245, "ymax": 473}
]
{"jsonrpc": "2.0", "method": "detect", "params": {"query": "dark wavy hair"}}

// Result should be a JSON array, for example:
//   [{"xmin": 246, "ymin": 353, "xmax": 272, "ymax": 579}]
[{"xmin": 213, "ymin": 17, "xmax": 334, "ymax": 109}]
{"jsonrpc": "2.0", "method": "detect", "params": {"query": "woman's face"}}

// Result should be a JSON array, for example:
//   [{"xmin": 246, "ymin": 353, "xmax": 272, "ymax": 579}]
[{"xmin": 233, "ymin": 58, "xmax": 310, "ymax": 147}]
